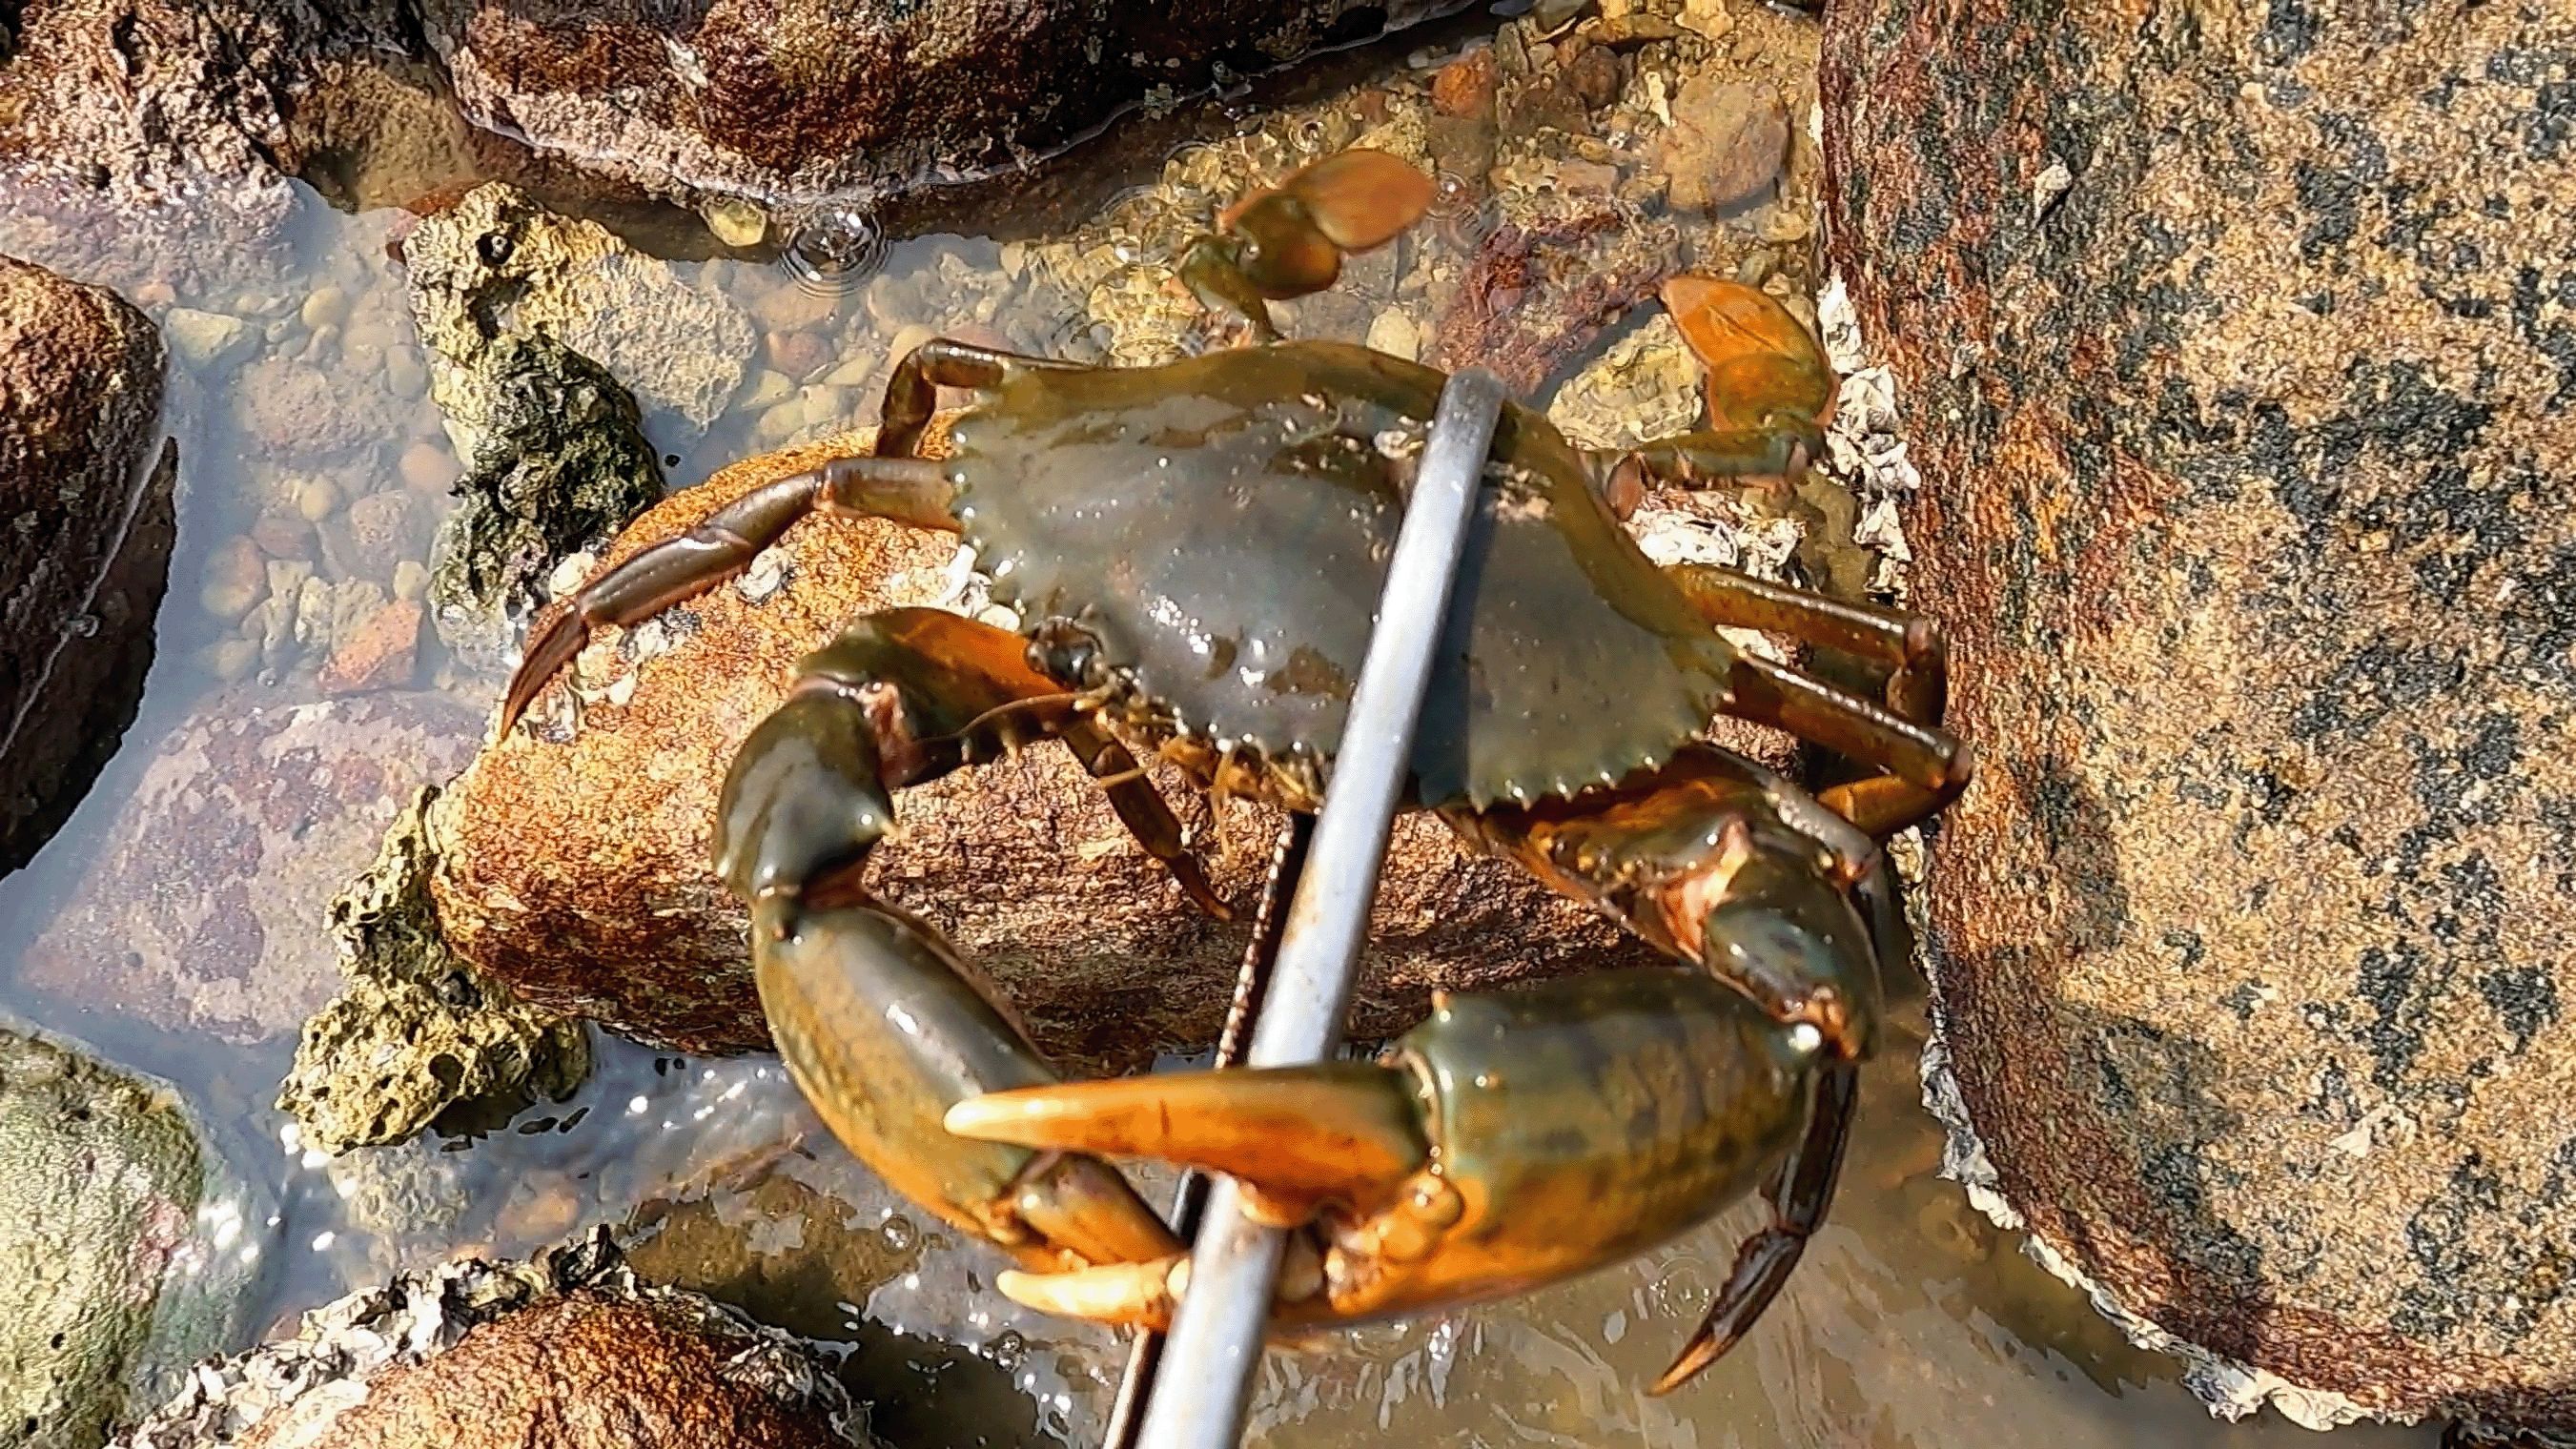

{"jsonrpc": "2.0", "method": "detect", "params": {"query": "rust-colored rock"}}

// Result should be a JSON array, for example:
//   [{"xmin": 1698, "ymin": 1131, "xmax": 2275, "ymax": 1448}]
[
  {"xmin": 435, "ymin": 425, "xmax": 1672, "ymax": 1065},
  {"xmin": 414, "ymin": 0, "xmax": 1462, "ymax": 207},
  {"xmin": 1431, "ymin": 48, "xmax": 1500, "ymax": 122},
  {"xmin": 1826, "ymin": 0, "xmax": 2576, "ymax": 1428},
  {"xmin": 237, "ymin": 1291, "xmax": 851, "ymax": 1449},
  {"xmin": 1434, "ymin": 194, "xmax": 1680, "ymax": 396},
  {"xmin": 22, "ymin": 690, "xmax": 483, "ymax": 1043},
  {"xmin": 115, "ymin": 1235, "xmax": 869, "ymax": 1449},
  {"xmin": 317, "ymin": 600, "xmax": 426, "ymax": 694},
  {"xmin": 0, "ymin": 255, "xmax": 176, "ymax": 878}
]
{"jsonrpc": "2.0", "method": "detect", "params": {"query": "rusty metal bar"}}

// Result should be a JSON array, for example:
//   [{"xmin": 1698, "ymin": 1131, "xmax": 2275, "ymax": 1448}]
[
  {"xmin": 1128, "ymin": 366, "xmax": 1507, "ymax": 1449},
  {"xmin": 1099, "ymin": 813, "xmax": 1314, "ymax": 1449}
]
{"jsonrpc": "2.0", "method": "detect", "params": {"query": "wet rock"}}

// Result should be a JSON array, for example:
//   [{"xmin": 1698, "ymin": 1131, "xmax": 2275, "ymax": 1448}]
[
  {"xmin": 1497, "ymin": 66, "xmax": 1590, "ymax": 141},
  {"xmin": 413, "ymin": 0, "xmax": 1457, "ymax": 208},
  {"xmin": 0, "ymin": 0, "xmax": 403, "ymax": 291},
  {"xmin": 160, "ymin": 309, "xmax": 256, "ymax": 371},
  {"xmin": 401, "ymin": 183, "xmax": 757, "ymax": 436},
  {"xmin": 1564, "ymin": 42, "xmax": 1625, "ymax": 112},
  {"xmin": 316, "ymin": 601, "xmax": 425, "ymax": 695},
  {"xmin": 18, "ymin": 691, "xmax": 482, "ymax": 1044},
  {"xmin": 114, "ymin": 1232, "xmax": 872, "ymax": 1449},
  {"xmin": 1547, "ymin": 311, "xmax": 1704, "ymax": 452},
  {"xmin": 419, "ymin": 335, "xmax": 664, "ymax": 664},
  {"xmin": 280, "ymin": 788, "xmax": 587, "ymax": 1154},
  {"xmin": 0, "ymin": 255, "xmax": 177, "ymax": 878},
  {"xmin": 1433, "ymin": 189, "xmax": 1680, "ymax": 394},
  {"xmin": 1826, "ymin": 0, "xmax": 2576, "ymax": 1429},
  {"xmin": 431, "ymin": 427, "xmax": 1661, "ymax": 1062},
  {"xmin": 2, "ymin": 1024, "xmax": 262, "ymax": 1449},
  {"xmin": 1431, "ymin": 48, "xmax": 1499, "ymax": 121},
  {"xmin": 232, "ymin": 357, "xmax": 398, "ymax": 462},
  {"xmin": 1659, "ymin": 76, "xmax": 1788, "ymax": 214},
  {"xmin": 322, "ymin": 490, "xmax": 434, "ymax": 583}
]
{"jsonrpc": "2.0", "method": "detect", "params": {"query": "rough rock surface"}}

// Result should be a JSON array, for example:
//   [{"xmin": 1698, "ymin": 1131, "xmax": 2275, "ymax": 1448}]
[
  {"xmin": 278, "ymin": 787, "xmax": 589, "ymax": 1154},
  {"xmin": 1824, "ymin": 0, "xmax": 2576, "ymax": 1428},
  {"xmin": 435, "ymin": 427, "xmax": 1666, "ymax": 1064},
  {"xmin": 401, "ymin": 183, "xmax": 756, "ymax": 436},
  {"xmin": 114, "ymin": 1231, "xmax": 872, "ymax": 1449},
  {"xmin": 1433, "ymin": 188, "xmax": 1681, "ymax": 395},
  {"xmin": 1, "ymin": 1025, "xmax": 259, "ymax": 1449},
  {"xmin": 0, "ymin": 256, "xmax": 176, "ymax": 878},
  {"xmin": 0, "ymin": 1, "xmax": 403, "ymax": 286},
  {"xmin": 413, "ymin": 0, "xmax": 1461, "ymax": 207},
  {"xmin": 0, "ymin": 0, "xmax": 400, "ymax": 206},
  {"xmin": 419, "ymin": 333, "xmax": 666, "ymax": 663},
  {"xmin": 19, "ymin": 691, "xmax": 482, "ymax": 1044}
]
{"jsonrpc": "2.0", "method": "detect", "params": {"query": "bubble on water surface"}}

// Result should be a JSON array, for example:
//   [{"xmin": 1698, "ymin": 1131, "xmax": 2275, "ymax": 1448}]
[{"xmin": 780, "ymin": 204, "xmax": 888, "ymax": 296}]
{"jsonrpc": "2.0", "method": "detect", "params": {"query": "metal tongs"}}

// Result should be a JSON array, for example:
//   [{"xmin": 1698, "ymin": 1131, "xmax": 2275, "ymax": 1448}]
[{"xmin": 1102, "ymin": 367, "xmax": 1509, "ymax": 1449}]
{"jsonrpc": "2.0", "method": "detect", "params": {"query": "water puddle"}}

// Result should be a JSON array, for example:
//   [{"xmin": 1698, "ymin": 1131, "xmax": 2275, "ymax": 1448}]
[{"xmin": 0, "ymin": 3, "xmax": 2444, "ymax": 1445}]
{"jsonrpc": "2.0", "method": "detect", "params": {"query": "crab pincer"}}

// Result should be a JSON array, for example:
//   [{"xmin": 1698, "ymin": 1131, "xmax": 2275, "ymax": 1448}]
[
  {"xmin": 1179, "ymin": 148, "xmax": 1436, "ymax": 339},
  {"xmin": 710, "ymin": 609, "xmax": 1216, "ymax": 1273},
  {"xmin": 945, "ymin": 749, "xmax": 1894, "ymax": 1395}
]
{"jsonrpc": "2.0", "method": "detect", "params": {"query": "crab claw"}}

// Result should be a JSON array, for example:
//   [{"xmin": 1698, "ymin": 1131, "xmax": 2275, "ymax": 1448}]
[
  {"xmin": 1229, "ymin": 148, "xmax": 1439, "ymax": 256},
  {"xmin": 948, "ymin": 1061, "xmax": 1429, "ymax": 1228},
  {"xmin": 1662, "ymin": 274, "xmax": 1837, "ymax": 434},
  {"xmin": 754, "ymin": 896, "xmax": 1184, "ymax": 1272},
  {"xmin": 1183, "ymin": 149, "xmax": 1436, "ymax": 336},
  {"xmin": 945, "ymin": 969, "xmax": 1826, "ymax": 1378}
]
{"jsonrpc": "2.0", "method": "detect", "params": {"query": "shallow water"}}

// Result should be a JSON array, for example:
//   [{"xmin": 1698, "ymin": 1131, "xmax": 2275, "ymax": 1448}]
[{"xmin": 0, "ymin": 5, "xmax": 2450, "ymax": 1445}]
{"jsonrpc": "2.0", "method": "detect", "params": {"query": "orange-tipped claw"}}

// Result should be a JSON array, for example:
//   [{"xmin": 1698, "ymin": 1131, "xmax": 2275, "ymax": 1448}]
[
  {"xmin": 950, "ymin": 969, "xmax": 1831, "ymax": 1391},
  {"xmin": 946, "ymin": 1062, "xmax": 1427, "ymax": 1225},
  {"xmin": 1662, "ymin": 274, "xmax": 1837, "ymax": 432},
  {"xmin": 1193, "ymin": 150, "xmax": 1440, "ymax": 318},
  {"xmin": 1246, "ymin": 148, "xmax": 1438, "ymax": 252}
]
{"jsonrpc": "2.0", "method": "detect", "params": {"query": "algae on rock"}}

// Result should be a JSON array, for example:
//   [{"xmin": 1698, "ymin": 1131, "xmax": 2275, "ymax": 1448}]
[
  {"xmin": 419, "ymin": 334, "xmax": 667, "ymax": 664},
  {"xmin": 401, "ymin": 181, "xmax": 763, "ymax": 663},
  {"xmin": 278, "ymin": 786, "xmax": 590, "ymax": 1155},
  {"xmin": 1, "ymin": 1026, "xmax": 263, "ymax": 1449}
]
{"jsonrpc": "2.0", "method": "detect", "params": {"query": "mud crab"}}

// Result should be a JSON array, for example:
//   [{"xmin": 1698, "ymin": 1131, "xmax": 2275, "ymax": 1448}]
[{"xmin": 497, "ymin": 150, "xmax": 1970, "ymax": 1394}]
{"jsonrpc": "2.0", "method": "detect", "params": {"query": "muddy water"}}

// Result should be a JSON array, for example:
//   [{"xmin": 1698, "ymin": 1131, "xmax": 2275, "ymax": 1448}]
[{"xmin": 0, "ymin": 4, "xmax": 2445, "ymax": 1445}]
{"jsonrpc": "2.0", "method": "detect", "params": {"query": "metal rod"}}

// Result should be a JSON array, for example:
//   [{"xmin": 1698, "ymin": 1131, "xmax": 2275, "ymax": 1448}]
[
  {"xmin": 1132, "ymin": 367, "xmax": 1507, "ymax": 1449},
  {"xmin": 1100, "ymin": 813, "xmax": 1316, "ymax": 1449}
]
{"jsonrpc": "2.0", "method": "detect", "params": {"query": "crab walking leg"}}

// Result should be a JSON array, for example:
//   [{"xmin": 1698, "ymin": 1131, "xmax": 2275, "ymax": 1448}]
[
  {"xmin": 1448, "ymin": 745, "xmax": 1891, "ymax": 1057},
  {"xmin": 1603, "ymin": 276, "xmax": 1838, "ymax": 495},
  {"xmin": 876, "ymin": 339, "xmax": 1090, "ymax": 459},
  {"xmin": 1724, "ymin": 652, "xmax": 1972, "ymax": 835},
  {"xmin": 1590, "ymin": 421, "xmax": 1829, "ymax": 498},
  {"xmin": 1649, "ymin": 1059, "xmax": 1856, "ymax": 1394},
  {"xmin": 944, "ymin": 969, "xmax": 1824, "ymax": 1341},
  {"xmin": 1055, "ymin": 716, "xmax": 1237, "ymax": 921},
  {"xmin": 715, "ymin": 611, "xmax": 1190, "ymax": 1271},
  {"xmin": 1660, "ymin": 563, "xmax": 1948, "ymax": 725},
  {"xmin": 496, "ymin": 455, "xmax": 958, "ymax": 735},
  {"xmin": 1660, "ymin": 562, "xmax": 1967, "ymax": 836}
]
